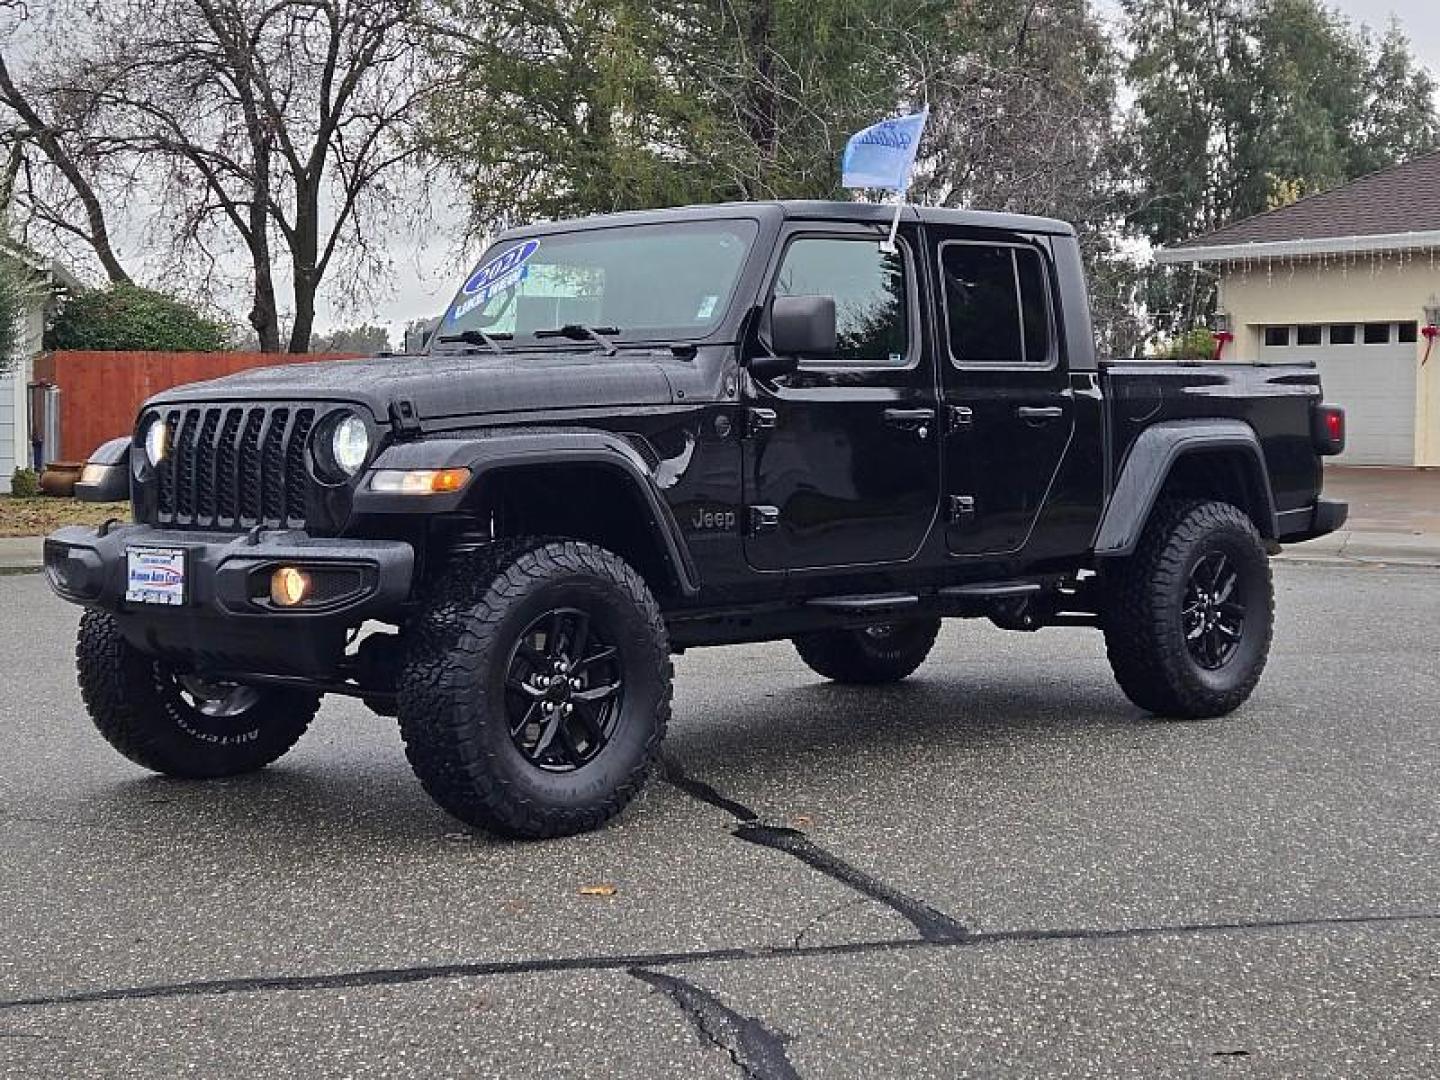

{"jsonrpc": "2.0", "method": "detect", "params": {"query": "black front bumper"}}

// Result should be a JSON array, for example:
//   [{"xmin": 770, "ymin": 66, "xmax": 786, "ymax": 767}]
[{"xmin": 44, "ymin": 524, "xmax": 414, "ymax": 676}]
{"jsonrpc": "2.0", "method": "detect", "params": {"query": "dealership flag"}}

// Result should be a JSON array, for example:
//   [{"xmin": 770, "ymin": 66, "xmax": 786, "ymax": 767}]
[
  {"xmin": 842, "ymin": 110, "xmax": 929, "ymax": 191},
  {"xmin": 841, "ymin": 109, "xmax": 929, "ymax": 249}
]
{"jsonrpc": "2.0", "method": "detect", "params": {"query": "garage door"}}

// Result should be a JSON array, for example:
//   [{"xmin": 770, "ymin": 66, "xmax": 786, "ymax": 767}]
[{"xmin": 1258, "ymin": 322, "xmax": 1416, "ymax": 466}]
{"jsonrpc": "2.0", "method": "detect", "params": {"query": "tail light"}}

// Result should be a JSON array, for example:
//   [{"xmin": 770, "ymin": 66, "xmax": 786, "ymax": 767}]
[{"xmin": 1312, "ymin": 404, "xmax": 1346, "ymax": 456}]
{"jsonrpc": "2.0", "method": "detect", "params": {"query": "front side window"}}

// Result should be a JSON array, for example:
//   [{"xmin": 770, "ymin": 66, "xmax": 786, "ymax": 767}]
[
  {"xmin": 941, "ymin": 243, "xmax": 1053, "ymax": 366},
  {"xmin": 771, "ymin": 238, "xmax": 910, "ymax": 366},
  {"xmin": 440, "ymin": 220, "xmax": 758, "ymax": 346}
]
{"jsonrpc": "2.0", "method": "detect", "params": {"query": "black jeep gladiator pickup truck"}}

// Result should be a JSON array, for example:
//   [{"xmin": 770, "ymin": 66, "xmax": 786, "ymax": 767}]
[{"xmin": 46, "ymin": 201, "xmax": 1348, "ymax": 838}]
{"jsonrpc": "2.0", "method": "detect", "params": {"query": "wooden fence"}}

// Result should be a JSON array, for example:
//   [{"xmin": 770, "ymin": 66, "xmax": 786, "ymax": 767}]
[{"xmin": 33, "ymin": 350, "xmax": 361, "ymax": 461}]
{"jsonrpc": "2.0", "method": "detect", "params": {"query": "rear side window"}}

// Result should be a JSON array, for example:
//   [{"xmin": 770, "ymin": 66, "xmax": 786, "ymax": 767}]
[
  {"xmin": 941, "ymin": 243, "xmax": 1052, "ymax": 366},
  {"xmin": 771, "ymin": 238, "xmax": 910, "ymax": 366}
]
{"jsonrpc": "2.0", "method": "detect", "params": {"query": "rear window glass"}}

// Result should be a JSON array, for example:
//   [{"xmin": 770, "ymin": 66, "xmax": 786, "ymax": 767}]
[{"xmin": 941, "ymin": 244, "xmax": 1052, "ymax": 366}]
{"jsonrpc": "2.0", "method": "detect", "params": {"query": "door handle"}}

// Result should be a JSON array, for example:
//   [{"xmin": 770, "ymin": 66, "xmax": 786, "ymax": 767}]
[
  {"xmin": 883, "ymin": 407, "xmax": 936, "ymax": 440},
  {"xmin": 1016, "ymin": 406, "xmax": 1064, "ymax": 421},
  {"xmin": 883, "ymin": 407, "xmax": 936, "ymax": 427}
]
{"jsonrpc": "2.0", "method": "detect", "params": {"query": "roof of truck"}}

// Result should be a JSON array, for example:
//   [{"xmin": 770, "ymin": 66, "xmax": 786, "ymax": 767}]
[{"xmin": 497, "ymin": 200, "xmax": 1076, "ymax": 240}]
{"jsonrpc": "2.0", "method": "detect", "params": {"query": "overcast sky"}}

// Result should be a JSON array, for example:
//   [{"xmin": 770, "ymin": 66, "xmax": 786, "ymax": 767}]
[{"xmin": 1331, "ymin": 0, "xmax": 1440, "ymax": 72}]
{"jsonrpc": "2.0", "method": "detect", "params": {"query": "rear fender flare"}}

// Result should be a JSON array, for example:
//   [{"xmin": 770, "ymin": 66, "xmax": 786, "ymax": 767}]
[
  {"xmin": 354, "ymin": 430, "xmax": 699, "ymax": 596},
  {"xmin": 1093, "ymin": 419, "xmax": 1278, "ymax": 558}
]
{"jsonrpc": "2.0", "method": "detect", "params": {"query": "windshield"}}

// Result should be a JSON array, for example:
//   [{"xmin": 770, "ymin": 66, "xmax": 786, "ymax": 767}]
[{"xmin": 439, "ymin": 220, "xmax": 758, "ymax": 347}]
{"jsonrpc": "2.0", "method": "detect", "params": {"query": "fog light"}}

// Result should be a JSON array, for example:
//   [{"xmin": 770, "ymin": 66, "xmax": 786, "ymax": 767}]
[{"xmin": 270, "ymin": 566, "xmax": 312, "ymax": 607}]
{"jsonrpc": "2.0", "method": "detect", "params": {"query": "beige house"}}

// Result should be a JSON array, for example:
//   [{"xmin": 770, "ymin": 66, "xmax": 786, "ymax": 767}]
[{"xmin": 1158, "ymin": 151, "xmax": 1440, "ymax": 467}]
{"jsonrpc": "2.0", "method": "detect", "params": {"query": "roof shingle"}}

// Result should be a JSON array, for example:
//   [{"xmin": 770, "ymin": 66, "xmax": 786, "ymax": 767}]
[{"xmin": 1173, "ymin": 150, "xmax": 1440, "ymax": 249}]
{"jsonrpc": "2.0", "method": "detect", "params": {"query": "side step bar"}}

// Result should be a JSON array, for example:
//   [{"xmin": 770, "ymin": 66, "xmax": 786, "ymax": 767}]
[
  {"xmin": 806, "ymin": 593, "xmax": 921, "ymax": 614},
  {"xmin": 938, "ymin": 582, "xmax": 1042, "ymax": 600}
]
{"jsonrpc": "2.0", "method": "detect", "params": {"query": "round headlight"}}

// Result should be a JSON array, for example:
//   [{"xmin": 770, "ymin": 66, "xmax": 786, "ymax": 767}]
[
  {"xmin": 330, "ymin": 414, "xmax": 371, "ymax": 477},
  {"xmin": 143, "ymin": 417, "xmax": 168, "ymax": 466}
]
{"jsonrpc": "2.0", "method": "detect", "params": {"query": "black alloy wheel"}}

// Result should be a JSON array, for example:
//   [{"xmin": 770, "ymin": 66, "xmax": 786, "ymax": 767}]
[
  {"xmin": 505, "ymin": 608, "xmax": 625, "ymax": 773},
  {"xmin": 1182, "ymin": 551, "xmax": 1246, "ymax": 670}
]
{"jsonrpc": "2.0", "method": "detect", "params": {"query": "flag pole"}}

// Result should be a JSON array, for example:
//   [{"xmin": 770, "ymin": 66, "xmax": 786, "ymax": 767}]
[{"xmin": 880, "ymin": 197, "xmax": 904, "ymax": 255}]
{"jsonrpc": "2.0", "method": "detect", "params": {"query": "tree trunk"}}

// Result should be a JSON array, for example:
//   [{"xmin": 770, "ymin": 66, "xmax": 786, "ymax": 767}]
[
  {"xmin": 246, "ymin": 140, "xmax": 282, "ymax": 352},
  {"xmin": 743, "ymin": 0, "xmax": 777, "ymax": 163},
  {"xmin": 248, "ymin": 264, "xmax": 282, "ymax": 353},
  {"xmin": 286, "ymin": 180, "xmax": 320, "ymax": 353}
]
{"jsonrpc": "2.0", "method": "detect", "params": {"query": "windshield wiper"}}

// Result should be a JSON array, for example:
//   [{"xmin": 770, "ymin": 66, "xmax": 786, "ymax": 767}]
[
  {"xmin": 533, "ymin": 323, "xmax": 620, "ymax": 356},
  {"xmin": 437, "ymin": 328, "xmax": 514, "ymax": 355}
]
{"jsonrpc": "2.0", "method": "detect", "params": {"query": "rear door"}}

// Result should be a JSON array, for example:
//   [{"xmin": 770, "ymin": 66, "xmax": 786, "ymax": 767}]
[
  {"xmin": 933, "ymin": 233, "xmax": 1075, "ymax": 555},
  {"xmin": 742, "ymin": 225, "xmax": 941, "ymax": 571}
]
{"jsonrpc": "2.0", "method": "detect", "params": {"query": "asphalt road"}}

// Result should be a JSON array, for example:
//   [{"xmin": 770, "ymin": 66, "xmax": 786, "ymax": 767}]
[{"xmin": 2, "ymin": 560, "xmax": 1437, "ymax": 1078}]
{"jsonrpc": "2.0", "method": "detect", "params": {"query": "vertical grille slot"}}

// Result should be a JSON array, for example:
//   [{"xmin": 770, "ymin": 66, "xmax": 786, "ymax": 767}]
[
  {"xmin": 193, "ymin": 410, "xmax": 221, "ymax": 524},
  {"xmin": 285, "ymin": 409, "xmax": 315, "ymax": 526},
  {"xmin": 213, "ymin": 408, "xmax": 244, "ymax": 527},
  {"xmin": 172, "ymin": 409, "xmax": 200, "ymax": 519},
  {"xmin": 260, "ymin": 408, "xmax": 291, "ymax": 525},
  {"xmin": 238, "ymin": 409, "xmax": 266, "ymax": 525},
  {"xmin": 154, "ymin": 402, "xmax": 324, "ymax": 531}
]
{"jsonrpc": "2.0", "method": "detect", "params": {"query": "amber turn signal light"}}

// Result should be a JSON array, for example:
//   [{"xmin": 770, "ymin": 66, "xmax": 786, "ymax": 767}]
[
  {"xmin": 369, "ymin": 467, "xmax": 471, "ymax": 495},
  {"xmin": 270, "ymin": 566, "xmax": 312, "ymax": 607}
]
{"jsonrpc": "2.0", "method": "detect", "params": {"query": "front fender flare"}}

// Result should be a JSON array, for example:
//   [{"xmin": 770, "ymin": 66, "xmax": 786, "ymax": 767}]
[
  {"xmin": 1093, "ymin": 419, "xmax": 1279, "ymax": 558},
  {"xmin": 353, "ymin": 429, "xmax": 700, "ymax": 596}
]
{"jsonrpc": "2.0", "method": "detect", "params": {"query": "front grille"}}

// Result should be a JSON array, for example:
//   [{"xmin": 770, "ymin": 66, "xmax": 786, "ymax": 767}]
[{"xmin": 153, "ymin": 404, "xmax": 319, "ymax": 530}]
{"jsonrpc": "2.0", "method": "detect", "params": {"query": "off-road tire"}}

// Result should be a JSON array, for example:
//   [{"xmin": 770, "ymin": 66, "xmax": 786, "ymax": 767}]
[
  {"xmin": 1102, "ymin": 499, "xmax": 1273, "ymax": 719},
  {"xmin": 76, "ymin": 609, "xmax": 319, "ymax": 777},
  {"xmin": 793, "ymin": 618, "xmax": 941, "ymax": 684},
  {"xmin": 398, "ymin": 538, "xmax": 671, "ymax": 839}
]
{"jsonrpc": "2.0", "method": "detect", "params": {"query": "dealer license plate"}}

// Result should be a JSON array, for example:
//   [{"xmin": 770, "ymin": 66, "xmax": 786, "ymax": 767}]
[{"xmin": 125, "ymin": 547, "xmax": 187, "ymax": 606}]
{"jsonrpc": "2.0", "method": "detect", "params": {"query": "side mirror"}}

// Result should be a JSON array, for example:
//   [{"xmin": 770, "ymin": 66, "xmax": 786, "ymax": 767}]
[{"xmin": 772, "ymin": 295, "xmax": 837, "ymax": 358}]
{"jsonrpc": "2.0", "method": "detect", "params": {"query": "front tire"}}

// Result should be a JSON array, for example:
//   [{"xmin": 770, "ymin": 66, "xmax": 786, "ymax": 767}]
[
  {"xmin": 399, "ymin": 539, "xmax": 671, "ymax": 839},
  {"xmin": 76, "ymin": 610, "xmax": 319, "ymax": 777},
  {"xmin": 1102, "ymin": 499, "xmax": 1274, "ymax": 719},
  {"xmin": 793, "ymin": 618, "xmax": 941, "ymax": 684}
]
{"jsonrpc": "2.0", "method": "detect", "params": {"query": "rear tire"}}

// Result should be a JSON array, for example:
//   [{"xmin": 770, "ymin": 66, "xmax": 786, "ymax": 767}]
[
  {"xmin": 793, "ymin": 618, "xmax": 941, "ymax": 684},
  {"xmin": 399, "ymin": 539, "xmax": 671, "ymax": 839},
  {"xmin": 1102, "ymin": 499, "xmax": 1273, "ymax": 719},
  {"xmin": 76, "ymin": 610, "xmax": 319, "ymax": 777}
]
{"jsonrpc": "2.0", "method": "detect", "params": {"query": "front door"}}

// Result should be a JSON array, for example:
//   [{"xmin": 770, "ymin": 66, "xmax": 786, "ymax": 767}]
[
  {"xmin": 933, "ymin": 234, "xmax": 1075, "ymax": 555},
  {"xmin": 743, "ymin": 227, "xmax": 941, "ymax": 571}
]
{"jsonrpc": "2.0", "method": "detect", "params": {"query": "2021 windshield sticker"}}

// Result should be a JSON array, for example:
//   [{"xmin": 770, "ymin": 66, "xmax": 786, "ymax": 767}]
[{"xmin": 452, "ymin": 239, "xmax": 541, "ymax": 321}]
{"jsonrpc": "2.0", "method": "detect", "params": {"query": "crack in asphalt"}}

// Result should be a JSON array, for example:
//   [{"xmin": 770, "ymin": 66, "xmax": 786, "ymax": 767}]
[
  {"xmin": 3, "ymin": 910, "xmax": 1436, "ymax": 1012},
  {"xmin": 631, "ymin": 969, "xmax": 801, "ymax": 1080},
  {"xmin": 662, "ymin": 758, "xmax": 969, "ymax": 943}
]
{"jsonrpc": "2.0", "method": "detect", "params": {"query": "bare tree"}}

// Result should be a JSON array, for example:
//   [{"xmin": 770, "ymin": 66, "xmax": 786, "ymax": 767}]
[{"xmin": 2, "ymin": 0, "xmax": 434, "ymax": 351}]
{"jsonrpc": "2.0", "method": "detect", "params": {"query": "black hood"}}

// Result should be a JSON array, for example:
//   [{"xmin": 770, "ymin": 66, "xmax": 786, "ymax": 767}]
[{"xmin": 144, "ymin": 349, "xmax": 678, "ymax": 421}]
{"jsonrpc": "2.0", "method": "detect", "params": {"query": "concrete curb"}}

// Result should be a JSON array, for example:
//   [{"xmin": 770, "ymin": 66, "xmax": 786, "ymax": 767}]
[
  {"xmin": 1276, "ymin": 530, "xmax": 1440, "ymax": 568},
  {"xmin": 0, "ymin": 537, "xmax": 44, "ymax": 572}
]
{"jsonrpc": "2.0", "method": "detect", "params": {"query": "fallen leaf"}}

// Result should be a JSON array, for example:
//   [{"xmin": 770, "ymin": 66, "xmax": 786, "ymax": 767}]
[
  {"xmin": 790, "ymin": 815, "xmax": 815, "ymax": 829},
  {"xmin": 579, "ymin": 884, "xmax": 618, "ymax": 897}
]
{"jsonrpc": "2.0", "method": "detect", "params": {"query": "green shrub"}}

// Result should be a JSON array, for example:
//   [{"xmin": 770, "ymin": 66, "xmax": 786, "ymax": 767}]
[
  {"xmin": 1154, "ymin": 327, "xmax": 1217, "ymax": 362},
  {"xmin": 45, "ymin": 283, "xmax": 229, "ymax": 352},
  {"xmin": 10, "ymin": 468, "xmax": 40, "ymax": 498}
]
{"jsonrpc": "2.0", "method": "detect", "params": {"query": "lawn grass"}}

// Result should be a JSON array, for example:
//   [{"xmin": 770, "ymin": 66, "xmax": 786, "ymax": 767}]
[{"xmin": 0, "ymin": 497, "xmax": 130, "ymax": 538}]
